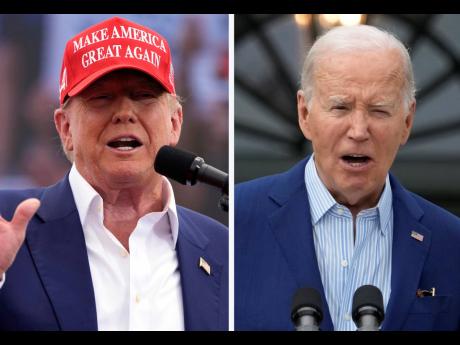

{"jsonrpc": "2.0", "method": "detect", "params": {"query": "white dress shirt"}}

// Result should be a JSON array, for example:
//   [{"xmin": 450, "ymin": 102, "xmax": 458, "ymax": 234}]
[{"xmin": 69, "ymin": 164, "xmax": 184, "ymax": 331}]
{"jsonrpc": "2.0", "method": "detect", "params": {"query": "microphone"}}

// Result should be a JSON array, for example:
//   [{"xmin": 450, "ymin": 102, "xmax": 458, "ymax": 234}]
[
  {"xmin": 154, "ymin": 146, "xmax": 228, "ymax": 211},
  {"xmin": 291, "ymin": 287, "xmax": 323, "ymax": 331},
  {"xmin": 352, "ymin": 285, "xmax": 384, "ymax": 331}
]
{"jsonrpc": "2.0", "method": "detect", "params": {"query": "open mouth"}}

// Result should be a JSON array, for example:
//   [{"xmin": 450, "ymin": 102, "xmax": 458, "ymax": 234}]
[
  {"xmin": 107, "ymin": 137, "xmax": 142, "ymax": 151},
  {"xmin": 341, "ymin": 154, "xmax": 371, "ymax": 167}
]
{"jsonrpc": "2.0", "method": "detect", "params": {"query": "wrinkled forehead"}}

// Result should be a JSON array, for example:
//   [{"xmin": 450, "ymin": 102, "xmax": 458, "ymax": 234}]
[
  {"xmin": 325, "ymin": 93, "xmax": 399, "ymax": 108},
  {"xmin": 319, "ymin": 48, "xmax": 403, "ymax": 74},
  {"xmin": 314, "ymin": 50, "xmax": 406, "ymax": 90}
]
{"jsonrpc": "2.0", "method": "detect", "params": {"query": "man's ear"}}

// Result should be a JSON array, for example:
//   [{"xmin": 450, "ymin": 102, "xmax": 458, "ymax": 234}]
[
  {"xmin": 168, "ymin": 101, "xmax": 183, "ymax": 147},
  {"xmin": 54, "ymin": 108, "xmax": 73, "ymax": 153},
  {"xmin": 298, "ymin": 90, "xmax": 312, "ymax": 140},
  {"xmin": 400, "ymin": 101, "xmax": 416, "ymax": 146}
]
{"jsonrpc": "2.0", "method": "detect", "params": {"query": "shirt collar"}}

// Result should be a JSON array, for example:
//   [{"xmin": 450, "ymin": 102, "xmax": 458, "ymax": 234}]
[
  {"xmin": 304, "ymin": 155, "xmax": 392, "ymax": 235},
  {"xmin": 68, "ymin": 164, "xmax": 179, "ymax": 248},
  {"xmin": 305, "ymin": 155, "xmax": 337, "ymax": 225}
]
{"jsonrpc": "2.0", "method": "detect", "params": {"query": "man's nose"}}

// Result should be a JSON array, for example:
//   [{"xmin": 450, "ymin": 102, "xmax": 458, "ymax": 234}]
[
  {"xmin": 347, "ymin": 111, "xmax": 370, "ymax": 141},
  {"xmin": 112, "ymin": 97, "xmax": 137, "ymax": 124}
]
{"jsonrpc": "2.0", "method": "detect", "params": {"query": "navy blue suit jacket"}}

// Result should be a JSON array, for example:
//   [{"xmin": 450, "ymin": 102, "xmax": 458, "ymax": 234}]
[
  {"xmin": 235, "ymin": 157, "xmax": 460, "ymax": 331},
  {"xmin": 0, "ymin": 176, "xmax": 228, "ymax": 331}
]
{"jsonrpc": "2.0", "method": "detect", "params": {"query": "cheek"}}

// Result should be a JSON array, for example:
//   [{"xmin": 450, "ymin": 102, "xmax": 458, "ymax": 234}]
[
  {"xmin": 378, "ymin": 122, "xmax": 405, "ymax": 147},
  {"xmin": 310, "ymin": 119, "xmax": 342, "ymax": 150},
  {"xmin": 71, "ymin": 123, "xmax": 100, "ymax": 153},
  {"xmin": 370, "ymin": 126, "xmax": 405, "ymax": 169},
  {"xmin": 145, "ymin": 119, "xmax": 170, "ymax": 144}
]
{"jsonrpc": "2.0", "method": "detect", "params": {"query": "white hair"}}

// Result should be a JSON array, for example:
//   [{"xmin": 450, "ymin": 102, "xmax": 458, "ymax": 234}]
[{"xmin": 301, "ymin": 25, "xmax": 416, "ymax": 110}]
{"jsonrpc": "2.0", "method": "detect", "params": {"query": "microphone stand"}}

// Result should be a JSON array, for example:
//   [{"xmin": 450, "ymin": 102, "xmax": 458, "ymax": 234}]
[
  {"xmin": 218, "ymin": 176, "xmax": 228, "ymax": 212},
  {"xmin": 219, "ymin": 194, "xmax": 228, "ymax": 212}
]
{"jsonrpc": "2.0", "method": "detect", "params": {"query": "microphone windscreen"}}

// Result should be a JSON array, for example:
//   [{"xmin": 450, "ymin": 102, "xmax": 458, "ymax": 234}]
[
  {"xmin": 291, "ymin": 287, "xmax": 323, "ymax": 322},
  {"xmin": 154, "ymin": 146, "xmax": 197, "ymax": 185},
  {"xmin": 352, "ymin": 285, "xmax": 384, "ymax": 320}
]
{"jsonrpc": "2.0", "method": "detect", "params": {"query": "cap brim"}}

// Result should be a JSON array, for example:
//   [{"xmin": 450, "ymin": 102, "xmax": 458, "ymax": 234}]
[{"xmin": 67, "ymin": 63, "xmax": 173, "ymax": 100}]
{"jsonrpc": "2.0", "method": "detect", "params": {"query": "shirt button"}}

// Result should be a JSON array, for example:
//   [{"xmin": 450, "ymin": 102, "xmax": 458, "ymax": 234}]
[
  {"xmin": 337, "ymin": 208, "xmax": 344, "ymax": 215},
  {"xmin": 344, "ymin": 313, "xmax": 352, "ymax": 321},
  {"xmin": 120, "ymin": 249, "xmax": 128, "ymax": 257},
  {"xmin": 135, "ymin": 293, "xmax": 141, "ymax": 304},
  {"xmin": 341, "ymin": 259, "xmax": 348, "ymax": 267}
]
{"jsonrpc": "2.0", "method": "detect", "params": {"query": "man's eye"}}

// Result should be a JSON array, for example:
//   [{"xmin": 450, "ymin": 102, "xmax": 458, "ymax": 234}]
[
  {"xmin": 133, "ymin": 91, "xmax": 156, "ymax": 99},
  {"xmin": 91, "ymin": 94, "xmax": 111, "ymax": 100},
  {"xmin": 331, "ymin": 105, "xmax": 347, "ymax": 111},
  {"xmin": 85, "ymin": 94, "xmax": 112, "ymax": 107},
  {"xmin": 372, "ymin": 109, "xmax": 390, "ymax": 116}
]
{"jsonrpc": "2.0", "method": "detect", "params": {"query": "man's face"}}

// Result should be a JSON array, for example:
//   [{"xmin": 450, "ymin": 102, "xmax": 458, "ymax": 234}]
[
  {"xmin": 298, "ymin": 49, "xmax": 415, "ymax": 210},
  {"xmin": 54, "ymin": 70, "xmax": 182, "ymax": 189}
]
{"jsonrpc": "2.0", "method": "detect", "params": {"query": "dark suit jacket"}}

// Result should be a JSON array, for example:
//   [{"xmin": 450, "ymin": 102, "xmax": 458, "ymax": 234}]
[
  {"xmin": 235, "ymin": 157, "xmax": 460, "ymax": 330},
  {"xmin": 0, "ymin": 175, "xmax": 228, "ymax": 330}
]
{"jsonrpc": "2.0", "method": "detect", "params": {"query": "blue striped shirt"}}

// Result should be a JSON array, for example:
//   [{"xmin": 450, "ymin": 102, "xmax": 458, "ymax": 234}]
[{"xmin": 304, "ymin": 156, "xmax": 393, "ymax": 331}]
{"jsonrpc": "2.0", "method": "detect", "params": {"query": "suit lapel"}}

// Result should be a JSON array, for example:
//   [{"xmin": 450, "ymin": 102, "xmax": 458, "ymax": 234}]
[
  {"xmin": 265, "ymin": 163, "xmax": 431, "ymax": 331},
  {"xmin": 176, "ymin": 209, "xmax": 224, "ymax": 331},
  {"xmin": 382, "ymin": 176, "xmax": 431, "ymax": 330},
  {"xmin": 27, "ymin": 177, "xmax": 97, "ymax": 331},
  {"xmin": 267, "ymin": 159, "xmax": 334, "ymax": 331}
]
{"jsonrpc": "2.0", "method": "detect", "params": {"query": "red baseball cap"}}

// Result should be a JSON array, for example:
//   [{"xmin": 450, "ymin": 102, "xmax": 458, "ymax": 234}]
[{"xmin": 58, "ymin": 16, "xmax": 175, "ymax": 104}]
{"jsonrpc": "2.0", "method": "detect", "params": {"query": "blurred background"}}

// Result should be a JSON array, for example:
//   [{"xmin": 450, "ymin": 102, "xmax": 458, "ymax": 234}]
[
  {"xmin": 235, "ymin": 14, "xmax": 460, "ymax": 216},
  {"xmin": 0, "ymin": 14, "xmax": 228, "ymax": 225}
]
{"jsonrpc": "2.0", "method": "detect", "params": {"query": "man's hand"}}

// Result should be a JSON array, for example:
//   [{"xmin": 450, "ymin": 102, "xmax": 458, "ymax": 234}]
[{"xmin": 0, "ymin": 198, "xmax": 40, "ymax": 276}]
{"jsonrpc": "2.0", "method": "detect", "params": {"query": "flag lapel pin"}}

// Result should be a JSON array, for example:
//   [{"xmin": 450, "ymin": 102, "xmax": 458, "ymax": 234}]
[
  {"xmin": 199, "ymin": 257, "xmax": 211, "ymax": 275},
  {"xmin": 411, "ymin": 230, "xmax": 424, "ymax": 242}
]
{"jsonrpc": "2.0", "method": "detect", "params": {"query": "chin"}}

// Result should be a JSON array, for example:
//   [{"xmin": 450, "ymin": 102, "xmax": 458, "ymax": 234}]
[
  {"xmin": 105, "ymin": 163, "xmax": 151, "ymax": 183},
  {"xmin": 348, "ymin": 181, "xmax": 372, "ymax": 192},
  {"xmin": 338, "ymin": 178, "xmax": 370, "ymax": 196}
]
